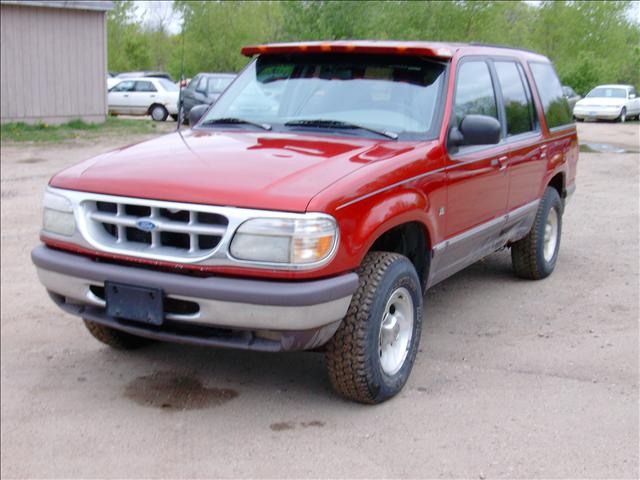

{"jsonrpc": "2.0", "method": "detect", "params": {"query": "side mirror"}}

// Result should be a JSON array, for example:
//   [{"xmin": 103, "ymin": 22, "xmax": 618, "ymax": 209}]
[
  {"xmin": 189, "ymin": 104, "xmax": 209, "ymax": 126},
  {"xmin": 449, "ymin": 114, "xmax": 501, "ymax": 147},
  {"xmin": 630, "ymin": 93, "xmax": 636, "ymax": 99}
]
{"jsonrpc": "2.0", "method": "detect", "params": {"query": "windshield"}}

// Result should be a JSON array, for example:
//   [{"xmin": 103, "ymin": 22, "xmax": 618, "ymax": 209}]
[
  {"xmin": 587, "ymin": 87, "xmax": 626, "ymax": 99},
  {"xmin": 158, "ymin": 79, "xmax": 179, "ymax": 92},
  {"xmin": 200, "ymin": 54, "xmax": 446, "ymax": 139}
]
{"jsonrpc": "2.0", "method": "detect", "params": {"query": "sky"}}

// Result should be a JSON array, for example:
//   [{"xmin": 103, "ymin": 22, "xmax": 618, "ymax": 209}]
[{"xmin": 133, "ymin": 0, "xmax": 640, "ymax": 35}]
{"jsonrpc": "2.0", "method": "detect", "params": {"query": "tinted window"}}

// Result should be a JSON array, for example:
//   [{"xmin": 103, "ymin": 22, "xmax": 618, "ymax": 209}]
[
  {"xmin": 135, "ymin": 81, "xmax": 156, "ymax": 92},
  {"xmin": 197, "ymin": 76, "xmax": 208, "ymax": 92},
  {"xmin": 111, "ymin": 80, "xmax": 135, "ymax": 92},
  {"xmin": 529, "ymin": 62, "xmax": 572, "ymax": 129},
  {"xmin": 495, "ymin": 61, "xmax": 534, "ymax": 136},
  {"xmin": 454, "ymin": 61, "xmax": 498, "ymax": 123}
]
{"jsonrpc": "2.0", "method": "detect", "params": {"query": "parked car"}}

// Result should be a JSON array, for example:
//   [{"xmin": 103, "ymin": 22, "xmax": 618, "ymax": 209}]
[
  {"xmin": 32, "ymin": 41, "xmax": 578, "ymax": 404},
  {"xmin": 562, "ymin": 85, "xmax": 581, "ymax": 109},
  {"xmin": 573, "ymin": 84, "xmax": 640, "ymax": 122},
  {"xmin": 106, "ymin": 76, "xmax": 120, "ymax": 90},
  {"xmin": 108, "ymin": 77, "xmax": 179, "ymax": 121},
  {"xmin": 117, "ymin": 71, "xmax": 175, "ymax": 83},
  {"xmin": 180, "ymin": 73, "xmax": 236, "ymax": 119}
]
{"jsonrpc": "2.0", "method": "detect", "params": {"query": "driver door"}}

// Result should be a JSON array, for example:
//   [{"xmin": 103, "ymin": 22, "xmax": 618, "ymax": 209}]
[
  {"xmin": 108, "ymin": 80, "xmax": 136, "ymax": 114},
  {"xmin": 435, "ymin": 59, "xmax": 510, "ymax": 281}
]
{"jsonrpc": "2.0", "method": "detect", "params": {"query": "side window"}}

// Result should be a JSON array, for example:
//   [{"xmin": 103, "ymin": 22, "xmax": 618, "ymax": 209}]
[
  {"xmin": 494, "ymin": 61, "xmax": 535, "ymax": 136},
  {"xmin": 135, "ymin": 81, "xmax": 157, "ymax": 92},
  {"xmin": 630, "ymin": 87, "xmax": 636, "ymax": 98},
  {"xmin": 186, "ymin": 75, "xmax": 199, "ymax": 92},
  {"xmin": 197, "ymin": 76, "xmax": 208, "ymax": 93},
  {"xmin": 454, "ymin": 61, "xmax": 498, "ymax": 124},
  {"xmin": 529, "ymin": 62, "xmax": 573, "ymax": 129},
  {"xmin": 112, "ymin": 81, "xmax": 135, "ymax": 92}
]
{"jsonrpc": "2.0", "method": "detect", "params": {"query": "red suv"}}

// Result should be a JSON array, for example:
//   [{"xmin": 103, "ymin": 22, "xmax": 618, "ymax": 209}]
[{"xmin": 32, "ymin": 41, "xmax": 578, "ymax": 403}]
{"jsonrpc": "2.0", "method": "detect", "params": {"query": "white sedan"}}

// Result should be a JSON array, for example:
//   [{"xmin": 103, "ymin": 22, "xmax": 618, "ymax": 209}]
[
  {"xmin": 108, "ymin": 78, "xmax": 180, "ymax": 121},
  {"xmin": 573, "ymin": 84, "xmax": 640, "ymax": 123}
]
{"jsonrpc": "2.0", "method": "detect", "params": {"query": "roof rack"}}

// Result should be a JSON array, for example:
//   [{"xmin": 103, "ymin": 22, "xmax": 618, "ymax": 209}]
[{"xmin": 468, "ymin": 42, "xmax": 542, "ymax": 56}]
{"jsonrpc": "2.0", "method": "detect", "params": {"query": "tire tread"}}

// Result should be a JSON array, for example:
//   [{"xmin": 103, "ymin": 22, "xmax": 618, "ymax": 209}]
[{"xmin": 325, "ymin": 252, "xmax": 404, "ymax": 404}]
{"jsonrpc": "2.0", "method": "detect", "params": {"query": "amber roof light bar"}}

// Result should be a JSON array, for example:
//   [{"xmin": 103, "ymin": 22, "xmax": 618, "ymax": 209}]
[{"xmin": 241, "ymin": 41, "xmax": 456, "ymax": 59}]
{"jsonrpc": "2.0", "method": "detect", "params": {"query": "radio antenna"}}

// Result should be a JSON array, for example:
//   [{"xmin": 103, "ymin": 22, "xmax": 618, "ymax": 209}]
[{"xmin": 177, "ymin": 20, "xmax": 186, "ymax": 131}]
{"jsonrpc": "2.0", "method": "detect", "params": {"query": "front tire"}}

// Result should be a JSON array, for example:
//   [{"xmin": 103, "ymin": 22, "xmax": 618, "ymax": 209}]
[
  {"xmin": 83, "ymin": 319, "xmax": 154, "ymax": 350},
  {"xmin": 150, "ymin": 104, "xmax": 169, "ymax": 122},
  {"xmin": 618, "ymin": 107, "xmax": 627, "ymax": 123},
  {"xmin": 511, "ymin": 187, "xmax": 563, "ymax": 280},
  {"xmin": 325, "ymin": 252, "xmax": 423, "ymax": 404}
]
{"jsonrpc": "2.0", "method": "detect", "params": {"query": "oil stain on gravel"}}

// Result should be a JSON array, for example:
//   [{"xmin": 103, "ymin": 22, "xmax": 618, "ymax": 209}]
[
  {"xmin": 270, "ymin": 420, "xmax": 325, "ymax": 431},
  {"xmin": 125, "ymin": 371, "xmax": 238, "ymax": 410},
  {"xmin": 17, "ymin": 157, "xmax": 46, "ymax": 164}
]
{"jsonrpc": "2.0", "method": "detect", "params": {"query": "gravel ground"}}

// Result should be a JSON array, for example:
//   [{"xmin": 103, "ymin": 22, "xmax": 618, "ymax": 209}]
[{"xmin": 1, "ymin": 122, "xmax": 638, "ymax": 479}]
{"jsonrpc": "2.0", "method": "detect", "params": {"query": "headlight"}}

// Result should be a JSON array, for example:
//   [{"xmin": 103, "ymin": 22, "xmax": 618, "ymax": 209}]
[
  {"xmin": 230, "ymin": 215, "xmax": 338, "ymax": 266},
  {"xmin": 42, "ymin": 190, "xmax": 75, "ymax": 236}
]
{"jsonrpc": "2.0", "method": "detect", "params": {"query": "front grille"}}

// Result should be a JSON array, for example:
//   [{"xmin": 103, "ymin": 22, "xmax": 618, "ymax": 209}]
[{"xmin": 85, "ymin": 200, "xmax": 229, "ymax": 258}]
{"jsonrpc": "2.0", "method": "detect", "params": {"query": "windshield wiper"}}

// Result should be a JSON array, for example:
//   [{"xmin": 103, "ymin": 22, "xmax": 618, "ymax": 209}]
[
  {"xmin": 199, "ymin": 117, "xmax": 272, "ymax": 131},
  {"xmin": 284, "ymin": 119, "xmax": 398, "ymax": 140}
]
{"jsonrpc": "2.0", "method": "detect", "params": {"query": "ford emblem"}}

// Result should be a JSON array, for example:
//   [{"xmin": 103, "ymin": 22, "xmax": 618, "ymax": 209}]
[{"xmin": 136, "ymin": 219, "xmax": 157, "ymax": 232}]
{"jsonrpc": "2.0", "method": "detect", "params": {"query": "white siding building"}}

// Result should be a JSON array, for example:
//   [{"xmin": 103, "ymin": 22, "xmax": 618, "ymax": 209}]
[{"xmin": 0, "ymin": 1, "xmax": 114, "ymax": 124}]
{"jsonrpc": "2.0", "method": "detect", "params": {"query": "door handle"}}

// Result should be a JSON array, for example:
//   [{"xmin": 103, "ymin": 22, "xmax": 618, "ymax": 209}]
[
  {"xmin": 491, "ymin": 156, "xmax": 508, "ymax": 171},
  {"xmin": 150, "ymin": 94, "xmax": 156, "ymax": 98},
  {"xmin": 123, "ymin": 94, "xmax": 129, "ymax": 97}
]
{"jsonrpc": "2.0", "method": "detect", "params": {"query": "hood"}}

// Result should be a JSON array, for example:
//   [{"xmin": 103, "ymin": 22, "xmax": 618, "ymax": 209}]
[
  {"xmin": 50, "ymin": 129, "xmax": 416, "ymax": 212},
  {"xmin": 576, "ymin": 97, "xmax": 625, "ymax": 107}
]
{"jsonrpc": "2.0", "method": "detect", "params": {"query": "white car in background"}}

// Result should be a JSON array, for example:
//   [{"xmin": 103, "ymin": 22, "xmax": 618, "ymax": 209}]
[
  {"xmin": 573, "ymin": 84, "xmax": 640, "ymax": 122},
  {"xmin": 108, "ymin": 78, "xmax": 180, "ymax": 121}
]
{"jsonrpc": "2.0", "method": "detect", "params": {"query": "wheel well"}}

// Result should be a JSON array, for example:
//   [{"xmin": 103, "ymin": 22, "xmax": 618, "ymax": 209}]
[
  {"xmin": 548, "ymin": 172, "xmax": 565, "ymax": 198},
  {"xmin": 369, "ymin": 222, "xmax": 429, "ymax": 290}
]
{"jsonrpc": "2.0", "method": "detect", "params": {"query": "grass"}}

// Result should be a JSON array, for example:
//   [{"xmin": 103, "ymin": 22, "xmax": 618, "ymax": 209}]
[
  {"xmin": 579, "ymin": 144, "xmax": 598, "ymax": 153},
  {"xmin": 0, "ymin": 117, "xmax": 170, "ymax": 143}
]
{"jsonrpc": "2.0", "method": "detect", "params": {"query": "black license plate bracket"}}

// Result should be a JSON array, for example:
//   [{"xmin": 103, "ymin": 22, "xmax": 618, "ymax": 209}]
[{"xmin": 105, "ymin": 281, "xmax": 164, "ymax": 326}]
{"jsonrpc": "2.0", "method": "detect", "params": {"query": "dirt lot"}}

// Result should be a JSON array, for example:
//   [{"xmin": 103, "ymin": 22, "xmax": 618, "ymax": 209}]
[{"xmin": 1, "ymin": 122, "xmax": 638, "ymax": 479}]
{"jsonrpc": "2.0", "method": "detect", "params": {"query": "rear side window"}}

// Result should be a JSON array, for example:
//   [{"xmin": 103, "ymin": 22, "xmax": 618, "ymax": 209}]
[
  {"xmin": 529, "ymin": 62, "xmax": 573, "ymax": 129},
  {"xmin": 454, "ymin": 61, "xmax": 498, "ymax": 123},
  {"xmin": 135, "ymin": 81, "xmax": 157, "ymax": 92},
  {"xmin": 494, "ymin": 61, "xmax": 535, "ymax": 136}
]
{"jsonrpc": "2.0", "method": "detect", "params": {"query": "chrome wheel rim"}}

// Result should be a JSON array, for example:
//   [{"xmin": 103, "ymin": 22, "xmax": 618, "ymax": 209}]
[
  {"xmin": 151, "ymin": 107, "xmax": 165, "ymax": 121},
  {"xmin": 620, "ymin": 109, "xmax": 626, "ymax": 122},
  {"xmin": 543, "ymin": 207, "xmax": 559, "ymax": 262},
  {"xmin": 378, "ymin": 287, "xmax": 414, "ymax": 376}
]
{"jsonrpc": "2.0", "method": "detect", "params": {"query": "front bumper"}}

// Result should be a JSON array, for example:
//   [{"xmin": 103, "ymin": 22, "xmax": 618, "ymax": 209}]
[
  {"xmin": 32, "ymin": 245, "xmax": 358, "ymax": 351},
  {"xmin": 573, "ymin": 109, "xmax": 621, "ymax": 120}
]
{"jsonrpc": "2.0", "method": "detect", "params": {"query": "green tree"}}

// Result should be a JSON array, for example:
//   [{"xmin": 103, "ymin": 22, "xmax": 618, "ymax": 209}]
[
  {"xmin": 107, "ymin": 0, "xmax": 151, "ymax": 72},
  {"xmin": 104, "ymin": 0, "xmax": 639, "ymax": 94}
]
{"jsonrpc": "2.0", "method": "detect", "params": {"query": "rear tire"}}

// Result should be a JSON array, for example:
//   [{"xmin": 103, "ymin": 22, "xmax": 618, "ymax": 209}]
[
  {"xmin": 83, "ymin": 319, "xmax": 154, "ymax": 350},
  {"xmin": 511, "ymin": 187, "xmax": 563, "ymax": 280},
  {"xmin": 325, "ymin": 252, "xmax": 423, "ymax": 404},
  {"xmin": 150, "ymin": 104, "xmax": 168, "ymax": 122}
]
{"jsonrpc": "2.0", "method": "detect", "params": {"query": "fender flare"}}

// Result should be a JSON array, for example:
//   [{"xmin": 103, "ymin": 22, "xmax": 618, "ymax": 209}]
[{"xmin": 346, "ymin": 187, "xmax": 435, "ymax": 266}]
